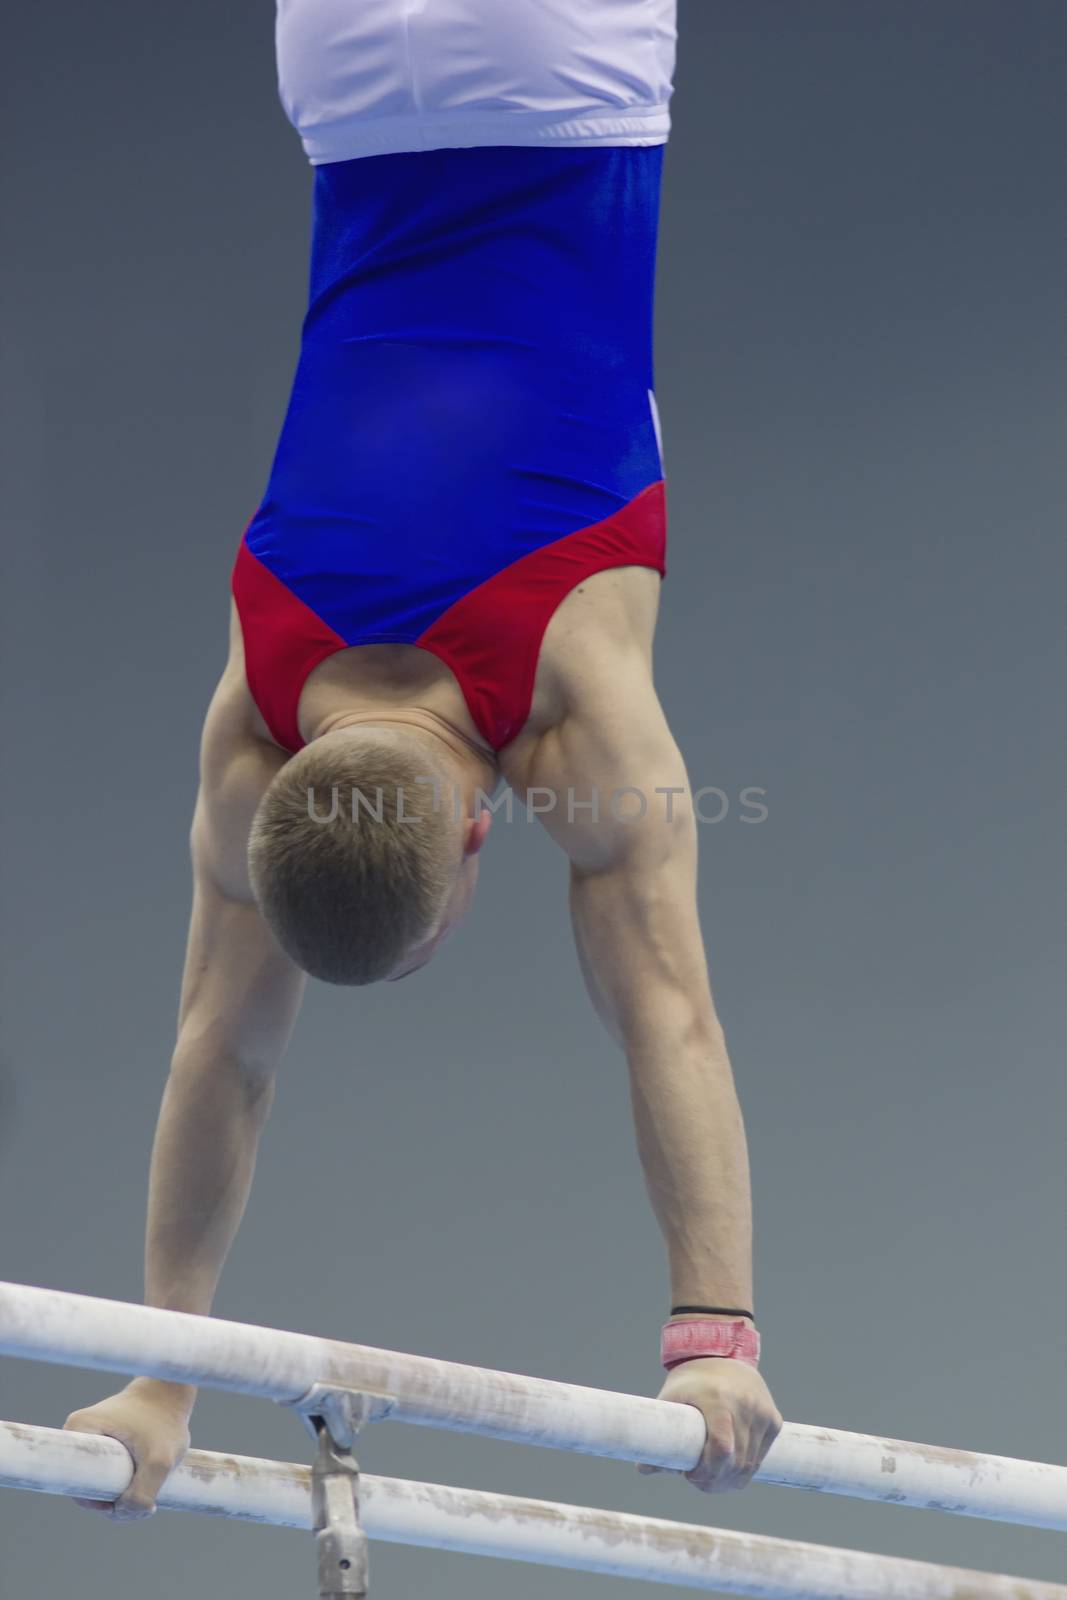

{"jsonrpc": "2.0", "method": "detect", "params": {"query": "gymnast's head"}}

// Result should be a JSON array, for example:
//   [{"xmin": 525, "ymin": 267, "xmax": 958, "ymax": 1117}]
[{"xmin": 247, "ymin": 725, "xmax": 492, "ymax": 985}]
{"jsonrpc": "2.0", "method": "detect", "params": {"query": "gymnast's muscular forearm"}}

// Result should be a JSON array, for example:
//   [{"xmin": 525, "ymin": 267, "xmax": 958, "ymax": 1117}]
[
  {"xmin": 570, "ymin": 863, "xmax": 754, "ymax": 1318},
  {"xmin": 625, "ymin": 1016, "xmax": 754, "ymax": 1317},
  {"xmin": 138, "ymin": 1047, "xmax": 276, "ymax": 1406}
]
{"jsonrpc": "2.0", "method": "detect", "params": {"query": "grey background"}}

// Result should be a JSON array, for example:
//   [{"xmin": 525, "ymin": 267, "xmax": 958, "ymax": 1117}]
[{"xmin": 2, "ymin": 1, "xmax": 1065, "ymax": 1595}]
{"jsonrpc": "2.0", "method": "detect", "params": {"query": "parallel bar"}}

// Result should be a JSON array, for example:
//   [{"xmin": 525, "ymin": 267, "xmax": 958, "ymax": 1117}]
[
  {"xmin": 2, "ymin": 1420, "xmax": 1064, "ymax": 1600},
  {"xmin": 2, "ymin": 1280, "xmax": 1066, "ymax": 1530}
]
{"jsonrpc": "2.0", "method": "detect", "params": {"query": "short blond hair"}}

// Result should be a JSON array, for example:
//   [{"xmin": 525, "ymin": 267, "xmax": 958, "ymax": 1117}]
[{"xmin": 248, "ymin": 733, "xmax": 459, "ymax": 985}]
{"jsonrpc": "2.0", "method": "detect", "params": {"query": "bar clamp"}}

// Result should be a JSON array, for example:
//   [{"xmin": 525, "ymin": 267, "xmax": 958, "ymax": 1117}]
[{"xmin": 282, "ymin": 1383, "xmax": 396, "ymax": 1600}]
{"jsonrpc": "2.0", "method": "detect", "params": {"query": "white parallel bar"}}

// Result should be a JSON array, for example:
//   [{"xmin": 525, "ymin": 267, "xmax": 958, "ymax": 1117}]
[
  {"xmin": 2, "ymin": 1420, "xmax": 1064, "ymax": 1600},
  {"xmin": 2, "ymin": 1280, "xmax": 1066, "ymax": 1530}
]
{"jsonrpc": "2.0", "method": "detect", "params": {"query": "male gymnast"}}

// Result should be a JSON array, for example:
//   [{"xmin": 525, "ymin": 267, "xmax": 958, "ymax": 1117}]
[{"xmin": 64, "ymin": 0, "xmax": 783, "ymax": 1519}]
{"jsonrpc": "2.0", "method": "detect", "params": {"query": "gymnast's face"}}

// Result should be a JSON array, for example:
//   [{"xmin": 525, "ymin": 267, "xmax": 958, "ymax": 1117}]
[{"xmin": 385, "ymin": 809, "xmax": 492, "ymax": 982}]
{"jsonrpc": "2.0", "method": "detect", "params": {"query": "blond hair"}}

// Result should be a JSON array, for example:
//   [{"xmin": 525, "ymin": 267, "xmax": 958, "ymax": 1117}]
[{"xmin": 248, "ymin": 732, "xmax": 459, "ymax": 985}]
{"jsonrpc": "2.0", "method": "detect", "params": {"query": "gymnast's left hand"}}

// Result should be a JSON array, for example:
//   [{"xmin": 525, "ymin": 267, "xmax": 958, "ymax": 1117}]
[{"xmin": 636, "ymin": 1358, "xmax": 783, "ymax": 1493}]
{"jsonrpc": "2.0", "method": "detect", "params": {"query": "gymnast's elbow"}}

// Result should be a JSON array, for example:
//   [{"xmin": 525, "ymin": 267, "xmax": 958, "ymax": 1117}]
[{"xmin": 168, "ymin": 1027, "xmax": 281, "ymax": 1117}]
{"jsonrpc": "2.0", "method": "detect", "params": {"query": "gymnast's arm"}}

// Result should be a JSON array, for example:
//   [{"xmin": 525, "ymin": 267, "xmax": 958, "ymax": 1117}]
[
  {"xmin": 62, "ymin": 620, "xmax": 305, "ymax": 1518},
  {"xmin": 145, "ymin": 625, "xmax": 306, "ymax": 1365},
  {"xmin": 504, "ymin": 637, "xmax": 782, "ymax": 1491}
]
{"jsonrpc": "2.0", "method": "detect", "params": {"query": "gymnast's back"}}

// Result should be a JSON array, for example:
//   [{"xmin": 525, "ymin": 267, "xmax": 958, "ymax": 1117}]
[{"xmin": 275, "ymin": 0, "xmax": 677, "ymax": 164}]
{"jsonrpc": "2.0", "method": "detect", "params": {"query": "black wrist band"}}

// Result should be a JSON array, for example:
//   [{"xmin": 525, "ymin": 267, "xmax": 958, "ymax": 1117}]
[{"xmin": 670, "ymin": 1305, "xmax": 754, "ymax": 1320}]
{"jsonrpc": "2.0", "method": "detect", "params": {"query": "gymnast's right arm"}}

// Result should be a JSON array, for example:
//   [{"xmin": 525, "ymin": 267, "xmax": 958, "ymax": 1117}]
[{"xmin": 62, "ymin": 627, "xmax": 306, "ymax": 1521}]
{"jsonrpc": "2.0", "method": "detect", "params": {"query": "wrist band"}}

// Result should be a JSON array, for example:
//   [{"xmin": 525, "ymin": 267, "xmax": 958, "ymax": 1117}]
[
  {"xmin": 670, "ymin": 1305, "xmax": 754, "ymax": 1320},
  {"xmin": 661, "ymin": 1318, "xmax": 761, "ymax": 1371}
]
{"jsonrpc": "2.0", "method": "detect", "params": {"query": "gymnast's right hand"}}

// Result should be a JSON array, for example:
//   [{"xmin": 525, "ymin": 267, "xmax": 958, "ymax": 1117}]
[{"xmin": 62, "ymin": 1376, "xmax": 193, "ymax": 1521}]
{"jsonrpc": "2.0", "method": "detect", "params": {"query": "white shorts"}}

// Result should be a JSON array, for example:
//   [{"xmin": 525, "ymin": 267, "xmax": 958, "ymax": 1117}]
[{"xmin": 275, "ymin": 0, "xmax": 677, "ymax": 163}]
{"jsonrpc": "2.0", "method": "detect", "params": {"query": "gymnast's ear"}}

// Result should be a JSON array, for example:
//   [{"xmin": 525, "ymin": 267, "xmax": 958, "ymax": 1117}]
[{"xmin": 464, "ymin": 809, "xmax": 493, "ymax": 856}]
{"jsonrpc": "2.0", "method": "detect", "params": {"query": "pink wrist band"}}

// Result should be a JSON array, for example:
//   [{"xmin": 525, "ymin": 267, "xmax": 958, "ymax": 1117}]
[{"xmin": 661, "ymin": 1318, "xmax": 761, "ymax": 1371}]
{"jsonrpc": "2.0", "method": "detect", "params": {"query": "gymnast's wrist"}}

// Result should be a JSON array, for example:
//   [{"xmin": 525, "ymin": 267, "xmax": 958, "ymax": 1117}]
[
  {"xmin": 661, "ymin": 1310, "xmax": 761, "ymax": 1370},
  {"xmin": 126, "ymin": 1374, "xmax": 199, "ymax": 1415}
]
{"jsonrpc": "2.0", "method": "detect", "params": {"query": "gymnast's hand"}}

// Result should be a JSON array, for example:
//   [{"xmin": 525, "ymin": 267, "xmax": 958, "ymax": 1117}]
[
  {"xmin": 62, "ymin": 1377, "xmax": 193, "ymax": 1521},
  {"xmin": 637, "ymin": 1358, "xmax": 783, "ymax": 1493}
]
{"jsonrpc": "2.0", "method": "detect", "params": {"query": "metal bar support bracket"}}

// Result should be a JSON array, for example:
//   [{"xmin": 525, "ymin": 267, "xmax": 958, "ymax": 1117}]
[{"xmin": 281, "ymin": 1383, "xmax": 396, "ymax": 1600}]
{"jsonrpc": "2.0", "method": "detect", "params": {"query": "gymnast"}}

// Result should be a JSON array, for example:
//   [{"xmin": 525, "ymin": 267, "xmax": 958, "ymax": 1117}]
[{"xmin": 63, "ymin": 0, "xmax": 782, "ymax": 1520}]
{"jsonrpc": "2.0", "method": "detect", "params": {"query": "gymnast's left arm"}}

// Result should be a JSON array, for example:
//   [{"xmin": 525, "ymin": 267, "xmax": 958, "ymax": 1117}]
[{"xmin": 515, "ymin": 662, "xmax": 783, "ymax": 1494}]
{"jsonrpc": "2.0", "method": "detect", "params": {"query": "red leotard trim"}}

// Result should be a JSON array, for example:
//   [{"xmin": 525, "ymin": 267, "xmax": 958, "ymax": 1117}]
[
  {"xmin": 231, "ymin": 539, "xmax": 347, "ymax": 753},
  {"xmin": 417, "ymin": 479, "xmax": 666, "ymax": 749}
]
